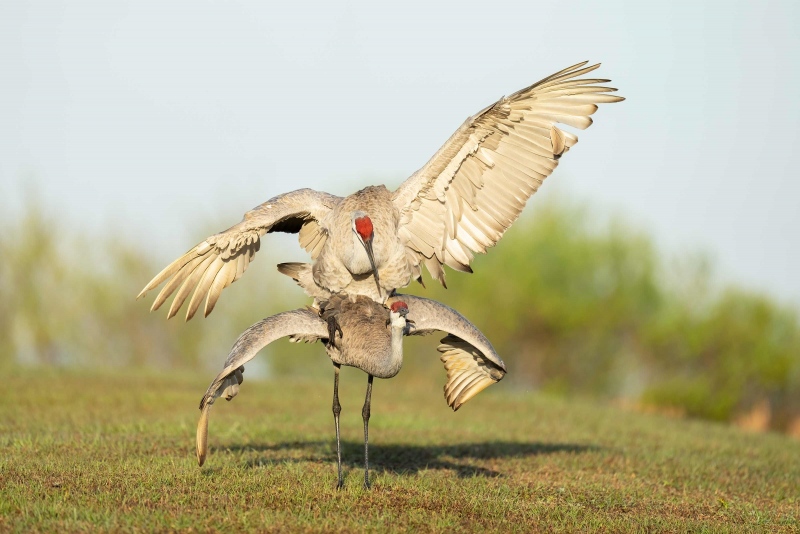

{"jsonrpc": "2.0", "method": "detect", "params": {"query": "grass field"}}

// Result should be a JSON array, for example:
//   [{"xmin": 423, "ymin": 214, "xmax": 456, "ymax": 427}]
[{"xmin": 1, "ymin": 363, "xmax": 798, "ymax": 533}]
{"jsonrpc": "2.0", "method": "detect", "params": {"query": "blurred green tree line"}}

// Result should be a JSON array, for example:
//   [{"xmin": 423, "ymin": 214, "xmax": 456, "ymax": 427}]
[{"xmin": 2, "ymin": 200, "xmax": 798, "ymax": 433}]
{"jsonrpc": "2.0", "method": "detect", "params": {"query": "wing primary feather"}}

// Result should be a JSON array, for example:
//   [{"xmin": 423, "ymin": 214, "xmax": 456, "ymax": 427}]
[
  {"xmin": 167, "ymin": 254, "xmax": 216, "ymax": 320},
  {"xmin": 448, "ymin": 374, "xmax": 482, "ymax": 408},
  {"xmin": 538, "ymin": 78, "xmax": 611, "ymax": 91},
  {"xmin": 513, "ymin": 61, "xmax": 591, "ymax": 95},
  {"xmin": 233, "ymin": 253, "xmax": 247, "ymax": 282},
  {"xmin": 150, "ymin": 255, "xmax": 205, "ymax": 312},
  {"xmin": 186, "ymin": 256, "xmax": 225, "ymax": 321},
  {"xmin": 536, "ymin": 63, "xmax": 601, "ymax": 89},
  {"xmin": 453, "ymin": 377, "xmax": 494, "ymax": 411},
  {"xmin": 446, "ymin": 371, "xmax": 477, "ymax": 401},
  {"xmin": 138, "ymin": 245, "xmax": 209, "ymax": 298},
  {"xmin": 205, "ymin": 260, "xmax": 237, "ymax": 317},
  {"xmin": 452, "ymin": 374, "xmax": 485, "ymax": 408},
  {"xmin": 539, "ymin": 77, "xmax": 612, "ymax": 91}
]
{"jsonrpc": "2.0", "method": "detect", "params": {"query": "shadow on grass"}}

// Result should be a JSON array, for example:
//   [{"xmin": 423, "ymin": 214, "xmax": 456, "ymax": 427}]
[{"xmin": 225, "ymin": 440, "xmax": 597, "ymax": 478}]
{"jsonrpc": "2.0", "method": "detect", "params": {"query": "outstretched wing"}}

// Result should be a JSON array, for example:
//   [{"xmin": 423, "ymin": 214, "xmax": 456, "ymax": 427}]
[
  {"xmin": 196, "ymin": 308, "xmax": 328, "ymax": 466},
  {"xmin": 395, "ymin": 294, "xmax": 506, "ymax": 411},
  {"xmin": 392, "ymin": 61, "xmax": 624, "ymax": 286},
  {"xmin": 139, "ymin": 188, "xmax": 341, "ymax": 320}
]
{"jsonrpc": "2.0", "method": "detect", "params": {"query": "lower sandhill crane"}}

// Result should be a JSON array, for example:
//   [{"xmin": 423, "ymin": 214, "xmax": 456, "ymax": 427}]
[
  {"xmin": 196, "ymin": 294, "xmax": 505, "ymax": 489},
  {"xmin": 138, "ymin": 62, "xmax": 623, "ymax": 318}
]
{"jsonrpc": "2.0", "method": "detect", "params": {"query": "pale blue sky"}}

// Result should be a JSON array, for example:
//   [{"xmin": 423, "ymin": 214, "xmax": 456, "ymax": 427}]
[{"xmin": 2, "ymin": 1, "xmax": 799, "ymax": 305}]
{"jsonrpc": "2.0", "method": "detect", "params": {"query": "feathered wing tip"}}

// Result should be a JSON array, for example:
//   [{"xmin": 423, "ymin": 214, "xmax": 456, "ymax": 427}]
[
  {"xmin": 136, "ymin": 239, "xmax": 259, "ymax": 322},
  {"xmin": 138, "ymin": 188, "xmax": 340, "ymax": 321},
  {"xmin": 196, "ymin": 365, "xmax": 245, "ymax": 467},
  {"xmin": 510, "ymin": 60, "xmax": 595, "ymax": 99},
  {"xmin": 396, "ymin": 295, "xmax": 506, "ymax": 409},
  {"xmin": 394, "ymin": 61, "xmax": 624, "ymax": 288},
  {"xmin": 193, "ymin": 309, "xmax": 328, "ymax": 465},
  {"xmin": 196, "ymin": 403, "xmax": 211, "ymax": 466},
  {"xmin": 439, "ymin": 335, "xmax": 506, "ymax": 411}
]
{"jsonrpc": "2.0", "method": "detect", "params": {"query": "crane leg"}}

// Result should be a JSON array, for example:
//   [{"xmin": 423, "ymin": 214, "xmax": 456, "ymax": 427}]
[
  {"xmin": 361, "ymin": 374, "xmax": 374, "ymax": 489},
  {"xmin": 332, "ymin": 363, "xmax": 343, "ymax": 489}
]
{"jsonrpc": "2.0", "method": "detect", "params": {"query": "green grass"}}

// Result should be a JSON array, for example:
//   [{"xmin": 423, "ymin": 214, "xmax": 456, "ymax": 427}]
[{"xmin": 1, "ymin": 364, "xmax": 798, "ymax": 533}]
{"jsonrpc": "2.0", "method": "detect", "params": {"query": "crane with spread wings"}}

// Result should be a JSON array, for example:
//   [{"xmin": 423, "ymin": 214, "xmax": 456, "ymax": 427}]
[{"xmin": 138, "ymin": 61, "xmax": 624, "ymax": 318}]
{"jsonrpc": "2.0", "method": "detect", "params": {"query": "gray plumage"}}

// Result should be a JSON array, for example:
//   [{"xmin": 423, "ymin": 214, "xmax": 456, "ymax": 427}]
[
  {"xmin": 320, "ymin": 294, "xmax": 405, "ymax": 379},
  {"xmin": 276, "ymin": 262, "xmax": 506, "ymax": 410},
  {"xmin": 195, "ymin": 292, "xmax": 505, "ymax": 488}
]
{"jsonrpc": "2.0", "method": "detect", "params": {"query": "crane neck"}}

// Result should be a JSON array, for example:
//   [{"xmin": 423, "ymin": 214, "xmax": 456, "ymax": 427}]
[{"xmin": 388, "ymin": 314, "xmax": 406, "ymax": 370}]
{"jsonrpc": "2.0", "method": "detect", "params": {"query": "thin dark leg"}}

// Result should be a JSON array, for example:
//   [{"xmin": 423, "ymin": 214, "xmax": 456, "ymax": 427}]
[
  {"xmin": 332, "ymin": 363, "xmax": 343, "ymax": 489},
  {"xmin": 362, "ymin": 374, "xmax": 374, "ymax": 489}
]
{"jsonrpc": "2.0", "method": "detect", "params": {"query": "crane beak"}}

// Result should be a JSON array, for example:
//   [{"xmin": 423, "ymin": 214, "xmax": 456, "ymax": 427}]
[{"xmin": 361, "ymin": 235, "xmax": 382, "ymax": 299}]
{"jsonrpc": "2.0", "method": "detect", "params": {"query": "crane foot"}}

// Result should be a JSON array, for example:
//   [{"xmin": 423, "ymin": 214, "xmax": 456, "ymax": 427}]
[{"xmin": 326, "ymin": 316, "xmax": 343, "ymax": 348}]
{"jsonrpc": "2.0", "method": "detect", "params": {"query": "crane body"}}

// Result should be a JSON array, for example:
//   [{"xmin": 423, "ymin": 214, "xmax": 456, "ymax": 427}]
[{"xmin": 196, "ymin": 293, "xmax": 505, "ymax": 488}]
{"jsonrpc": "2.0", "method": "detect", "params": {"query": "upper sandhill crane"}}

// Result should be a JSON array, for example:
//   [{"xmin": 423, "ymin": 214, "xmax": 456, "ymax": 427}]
[
  {"xmin": 196, "ymin": 293, "xmax": 505, "ymax": 489},
  {"xmin": 138, "ymin": 62, "xmax": 623, "ymax": 318}
]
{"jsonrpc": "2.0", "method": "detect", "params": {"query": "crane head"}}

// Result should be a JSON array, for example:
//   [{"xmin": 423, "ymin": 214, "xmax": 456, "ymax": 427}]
[
  {"xmin": 353, "ymin": 215, "xmax": 374, "ymax": 242},
  {"xmin": 389, "ymin": 300, "xmax": 409, "ymax": 317},
  {"xmin": 387, "ymin": 300, "xmax": 410, "ymax": 328}
]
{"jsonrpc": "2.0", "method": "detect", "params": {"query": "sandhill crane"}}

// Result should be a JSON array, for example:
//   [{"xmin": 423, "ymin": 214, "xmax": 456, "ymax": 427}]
[
  {"xmin": 196, "ymin": 293, "xmax": 505, "ymax": 489},
  {"xmin": 138, "ymin": 61, "xmax": 623, "ymax": 318}
]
